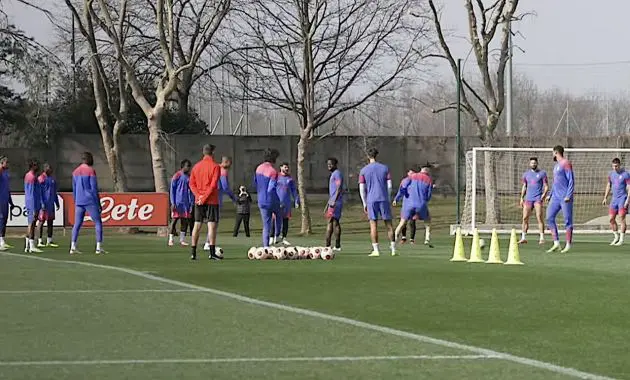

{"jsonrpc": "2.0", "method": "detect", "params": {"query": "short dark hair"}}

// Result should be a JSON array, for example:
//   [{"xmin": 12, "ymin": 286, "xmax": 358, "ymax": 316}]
[
  {"xmin": 202, "ymin": 144, "xmax": 215, "ymax": 156},
  {"xmin": 529, "ymin": 157, "xmax": 538, "ymax": 162},
  {"xmin": 367, "ymin": 148, "xmax": 379, "ymax": 159},
  {"xmin": 280, "ymin": 162, "xmax": 289, "ymax": 167},
  {"xmin": 222, "ymin": 156, "xmax": 232, "ymax": 163},
  {"xmin": 327, "ymin": 157, "xmax": 338, "ymax": 166},
  {"xmin": 612, "ymin": 157, "xmax": 621, "ymax": 164},
  {"xmin": 180, "ymin": 159, "xmax": 192, "ymax": 168},
  {"xmin": 0, "ymin": 155, "xmax": 7, "ymax": 163},
  {"xmin": 82, "ymin": 151, "xmax": 94, "ymax": 166},
  {"xmin": 263, "ymin": 148, "xmax": 279, "ymax": 163},
  {"xmin": 43, "ymin": 162, "xmax": 51, "ymax": 170},
  {"xmin": 553, "ymin": 145, "xmax": 564, "ymax": 155},
  {"xmin": 27, "ymin": 158, "xmax": 39, "ymax": 170}
]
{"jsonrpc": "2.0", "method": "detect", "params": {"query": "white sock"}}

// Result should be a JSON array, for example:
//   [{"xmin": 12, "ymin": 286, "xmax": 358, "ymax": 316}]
[
  {"xmin": 521, "ymin": 232, "xmax": 526, "ymax": 240},
  {"xmin": 179, "ymin": 232, "xmax": 185, "ymax": 242},
  {"xmin": 390, "ymin": 241, "xmax": 396, "ymax": 251},
  {"xmin": 372, "ymin": 243, "xmax": 379, "ymax": 252},
  {"xmin": 25, "ymin": 237, "xmax": 30, "ymax": 249},
  {"xmin": 539, "ymin": 232, "xmax": 544, "ymax": 241},
  {"xmin": 425, "ymin": 226, "xmax": 431, "ymax": 241},
  {"xmin": 620, "ymin": 232, "xmax": 625, "ymax": 242},
  {"xmin": 0, "ymin": 237, "xmax": 4, "ymax": 245},
  {"xmin": 71, "ymin": 241, "xmax": 77, "ymax": 250},
  {"xmin": 553, "ymin": 240, "xmax": 560, "ymax": 246},
  {"xmin": 613, "ymin": 231, "xmax": 619, "ymax": 239},
  {"xmin": 96, "ymin": 242, "xmax": 102, "ymax": 251},
  {"xmin": 38, "ymin": 238, "xmax": 43, "ymax": 245},
  {"xmin": 29, "ymin": 239, "xmax": 35, "ymax": 249},
  {"xmin": 168, "ymin": 234, "xmax": 174, "ymax": 242},
  {"xmin": 47, "ymin": 237, "xmax": 52, "ymax": 244}
]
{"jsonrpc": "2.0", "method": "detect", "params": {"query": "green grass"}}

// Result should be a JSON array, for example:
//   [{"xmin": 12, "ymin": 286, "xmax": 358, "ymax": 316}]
[{"xmin": 0, "ymin": 201, "xmax": 628, "ymax": 379}]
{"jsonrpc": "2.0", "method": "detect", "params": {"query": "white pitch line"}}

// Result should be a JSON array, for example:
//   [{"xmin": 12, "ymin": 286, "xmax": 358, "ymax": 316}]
[
  {"xmin": 0, "ymin": 354, "xmax": 496, "ymax": 366},
  {"xmin": 0, "ymin": 289, "xmax": 202, "ymax": 294},
  {"xmin": 0, "ymin": 252, "xmax": 615, "ymax": 380}
]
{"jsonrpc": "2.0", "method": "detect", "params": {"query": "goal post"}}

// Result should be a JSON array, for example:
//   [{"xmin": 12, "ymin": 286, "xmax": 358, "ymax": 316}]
[{"xmin": 452, "ymin": 147, "xmax": 630, "ymax": 235}]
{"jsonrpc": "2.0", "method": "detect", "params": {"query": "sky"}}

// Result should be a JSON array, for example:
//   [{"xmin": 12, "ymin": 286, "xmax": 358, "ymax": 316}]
[{"xmin": 4, "ymin": 0, "xmax": 630, "ymax": 95}]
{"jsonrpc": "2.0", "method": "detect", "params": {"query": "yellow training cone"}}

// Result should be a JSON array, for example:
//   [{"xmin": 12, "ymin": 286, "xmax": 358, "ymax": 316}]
[
  {"xmin": 468, "ymin": 229, "xmax": 484, "ymax": 263},
  {"xmin": 485, "ymin": 229, "xmax": 503, "ymax": 264},
  {"xmin": 505, "ymin": 228, "xmax": 524, "ymax": 265},
  {"xmin": 450, "ymin": 227, "xmax": 467, "ymax": 262}
]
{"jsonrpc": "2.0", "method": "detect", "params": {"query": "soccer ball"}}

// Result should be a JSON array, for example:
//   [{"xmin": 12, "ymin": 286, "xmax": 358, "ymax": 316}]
[
  {"xmin": 247, "ymin": 247, "xmax": 256, "ymax": 260},
  {"xmin": 254, "ymin": 247, "xmax": 266, "ymax": 260},
  {"xmin": 272, "ymin": 247, "xmax": 287, "ymax": 260},
  {"xmin": 297, "ymin": 246, "xmax": 309, "ymax": 259},
  {"xmin": 215, "ymin": 247, "xmax": 224, "ymax": 258},
  {"xmin": 261, "ymin": 247, "xmax": 272, "ymax": 260},
  {"xmin": 479, "ymin": 239, "xmax": 486, "ymax": 249},
  {"xmin": 285, "ymin": 247, "xmax": 298, "ymax": 260},
  {"xmin": 320, "ymin": 247, "xmax": 334, "ymax": 260},
  {"xmin": 310, "ymin": 247, "xmax": 322, "ymax": 260}
]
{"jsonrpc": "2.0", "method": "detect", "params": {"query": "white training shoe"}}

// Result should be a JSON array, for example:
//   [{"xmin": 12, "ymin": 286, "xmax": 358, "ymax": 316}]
[
  {"xmin": 282, "ymin": 239, "xmax": 291, "ymax": 246},
  {"xmin": 613, "ymin": 240, "xmax": 624, "ymax": 246},
  {"xmin": 560, "ymin": 244, "xmax": 571, "ymax": 253},
  {"xmin": 610, "ymin": 237, "xmax": 620, "ymax": 246},
  {"xmin": 332, "ymin": 247, "xmax": 342, "ymax": 252},
  {"xmin": 546, "ymin": 244, "xmax": 561, "ymax": 253},
  {"xmin": 203, "ymin": 243, "xmax": 210, "ymax": 251}
]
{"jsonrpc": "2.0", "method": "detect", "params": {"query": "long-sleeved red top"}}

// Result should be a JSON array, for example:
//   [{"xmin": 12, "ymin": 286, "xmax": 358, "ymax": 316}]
[{"xmin": 189, "ymin": 156, "xmax": 220, "ymax": 205}]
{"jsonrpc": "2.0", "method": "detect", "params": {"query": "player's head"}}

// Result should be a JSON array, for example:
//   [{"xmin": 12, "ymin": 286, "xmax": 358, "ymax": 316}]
[
  {"xmin": 366, "ymin": 147, "xmax": 378, "ymax": 162},
  {"xmin": 529, "ymin": 157, "xmax": 538, "ymax": 170},
  {"xmin": 280, "ymin": 162, "xmax": 290, "ymax": 174},
  {"xmin": 552, "ymin": 145, "xmax": 564, "ymax": 161},
  {"xmin": 239, "ymin": 185, "xmax": 247, "ymax": 193},
  {"xmin": 202, "ymin": 144, "xmax": 215, "ymax": 157},
  {"xmin": 221, "ymin": 156, "xmax": 232, "ymax": 169},
  {"xmin": 43, "ymin": 162, "xmax": 52, "ymax": 175},
  {"xmin": 27, "ymin": 158, "xmax": 39, "ymax": 172},
  {"xmin": 612, "ymin": 157, "xmax": 622, "ymax": 172},
  {"xmin": 263, "ymin": 148, "xmax": 279, "ymax": 164},
  {"xmin": 327, "ymin": 157, "xmax": 338, "ymax": 172},
  {"xmin": 0, "ymin": 155, "xmax": 8, "ymax": 169},
  {"xmin": 420, "ymin": 165, "xmax": 431, "ymax": 174},
  {"xmin": 180, "ymin": 159, "xmax": 192, "ymax": 174},
  {"xmin": 82, "ymin": 151, "xmax": 94, "ymax": 166}
]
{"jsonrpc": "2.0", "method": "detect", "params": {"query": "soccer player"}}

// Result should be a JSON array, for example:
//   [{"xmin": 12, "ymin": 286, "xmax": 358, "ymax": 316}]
[
  {"xmin": 519, "ymin": 157, "xmax": 548, "ymax": 245},
  {"xmin": 394, "ymin": 166, "xmax": 433, "ymax": 247},
  {"xmin": 189, "ymin": 144, "xmax": 222, "ymax": 260},
  {"xmin": 71, "ymin": 152, "xmax": 105, "ymax": 255},
  {"xmin": 276, "ymin": 162, "xmax": 300, "ymax": 245},
  {"xmin": 0, "ymin": 156, "xmax": 15, "ymax": 251},
  {"xmin": 546, "ymin": 145, "xmax": 575, "ymax": 253},
  {"xmin": 394, "ymin": 170, "xmax": 415, "ymax": 244},
  {"xmin": 254, "ymin": 148, "xmax": 282, "ymax": 247},
  {"xmin": 359, "ymin": 148, "xmax": 396, "ymax": 256},
  {"xmin": 325, "ymin": 158, "xmax": 343, "ymax": 251},
  {"xmin": 23, "ymin": 159, "xmax": 43, "ymax": 253},
  {"xmin": 37, "ymin": 163, "xmax": 60, "ymax": 248},
  {"xmin": 602, "ymin": 157, "xmax": 630, "ymax": 246},
  {"xmin": 203, "ymin": 156, "xmax": 236, "ymax": 250},
  {"xmin": 168, "ymin": 159, "xmax": 193, "ymax": 247}
]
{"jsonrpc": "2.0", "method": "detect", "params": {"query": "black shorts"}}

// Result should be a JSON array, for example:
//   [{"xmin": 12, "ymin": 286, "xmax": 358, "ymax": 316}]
[{"xmin": 194, "ymin": 204, "xmax": 220, "ymax": 223}]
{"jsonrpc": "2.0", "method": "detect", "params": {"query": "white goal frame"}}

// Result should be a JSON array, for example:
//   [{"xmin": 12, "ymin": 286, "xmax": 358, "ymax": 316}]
[{"xmin": 451, "ymin": 147, "xmax": 630, "ymax": 235}]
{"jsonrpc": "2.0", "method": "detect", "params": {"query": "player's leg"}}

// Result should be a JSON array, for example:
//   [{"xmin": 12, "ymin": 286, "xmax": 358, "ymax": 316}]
[
  {"xmin": 394, "ymin": 205, "xmax": 411, "ymax": 242},
  {"xmin": 418, "ymin": 205, "xmax": 431, "ymax": 246},
  {"xmin": 190, "ymin": 205, "xmax": 205, "ymax": 260},
  {"xmin": 70, "ymin": 205, "xmax": 86, "ymax": 254},
  {"xmin": 37, "ymin": 211, "xmax": 45, "ymax": 247},
  {"xmin": 545, "ymin": 201, "xmax": 562, "ymax": 252},
  {"xmin": 0, "ymin": 202, "xmax": 7, "ymax": 250},
  {"xmin": 409, "ymin": 219, "xmax": 417, "ymax": 243},
  {"xmin": 233, "ymin": 213, "xmax": 243, "ymax": 237},
  {"xmin": 325, "ymin": 217, "xmax": 334, "ymax": 248},
  {"xmin": 87, "ymin": 204, "xmax": 105, "ymax": 254},
  {"xmin": 366, "ymin": 202, "xmax": 381, "ymax": 256},
  {"xmin": 560, "ymin": 201, "xmax": 574, "ymax": 253},
  {"xmin": 206, "ymin": 205, "xmax": 221, "ymax": 260},
  {"xmin": 168, "ymin": 215, "xmax": 179, "ymax": 246},
  {"xmin": 273, "ymin": 209, "xmax": 283, "ymax": 244},
  {"xmin": 243, "ymin": 213, "xmax": 251, "ymax": 237},
  {"xmin": 381, "ymin": 201, "xmax": 396, "ymax": 256},
  {"xmin": 260, "ymin": 207, "xmax": 272, "ymax": 247},
  {"xmin": 46, "ymin": 219, "xmax": 56, "ymax": 247},
  {"xmin": 333, "ymin": 218, "xmax": 341, "ymax": 250},
  {"xmin": 26, "ymin": 210, "xmax": 40, "ymax": 253},
  {"xmin": 179, "ymin": 217, "xmax": 189, "ymax": 245},
  {"xmin": 534, "ymin": 202, "xmax": 545, "ymax": 244},
  {"xmin": 281, "ymin": 218, "xmax": 290, "ymax": 245},
  {"xmin": 609, "ymin": 204, "xmax": 620, "ymax": 245},
  {"xmin": 400, "ymin": 223, "xmax": 407, "ymax": 243},
  {"xmin": 615, "ymin": 205, "xmax": 627, "ymax": 246},
  {"xmin": 520, "ymin": 202, "xmax": 532, "ymax": 243}
]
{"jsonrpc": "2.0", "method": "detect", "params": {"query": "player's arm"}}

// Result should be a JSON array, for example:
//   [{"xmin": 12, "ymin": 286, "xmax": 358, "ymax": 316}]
[
  {"xmin": 393, "ymin": 179, "xmax": 408, "ymax": 205},
  {"xmin": 564, "ymin": 164, "xmax": 575, "ymax": 201},
  {"xmin": 602, "ymin": 176, "xmax": 611, "ymax": 205},
  {"xmin": 624, "ymin": 175, "xmax": 630, "ymax": 207},
  {"xmin": 386, "ymin": 171, "xmax": 392, "ymax": 200},
  {"xmin": 358, "ymin": 173, "xmax": 367, "ymax": 209},
  {"xmin": 24, "ymin": 178, "xmax": 35, "ymax": 204},
  {"xmin": 519, "ymin": 175, "xmax": 527, "ymax": 206},
  {"xmin": 426, "ymin": 178, "xmax": 433, "ymax": 202},
  {"xmin": 89, "ymin": 172, "xmax": 101, "ymax": 210},
  {"xmin": 169, "ymin": 175, "xmax": 178, "ymax": 207},
  {"xmin": 331, "ymin": 175, "xmax": 343, "ymax": 206},
  {"xmin": 221, "ymin": 174, "xmax": 237, "ymax": 202},
  {"xmin": 267, "ymin": 171, "xmax": 278, "ymax": 194},
  {"xmin": 189, "ymin": 170, "xmax": 201, "ymax": 204},
  {"xmin": 541, "ymin": 173, "xmax": 549, "ymax": 200},
  {"xmin": 53, "ymin": 181, "xmax": 60, "ymax": 209},
  {"xmin": 208, "ymin": 166, "xmax": 221, "ymax": 200},
  {"xmin": 289, "ymin": 179, "xmax": 300, "ymax": 207}
]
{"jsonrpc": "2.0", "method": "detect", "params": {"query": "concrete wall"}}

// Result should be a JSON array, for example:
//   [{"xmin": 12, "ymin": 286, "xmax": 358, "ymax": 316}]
[{"xmin": 1, "ymin": 134, "xmax": 629, "ymax": 193}]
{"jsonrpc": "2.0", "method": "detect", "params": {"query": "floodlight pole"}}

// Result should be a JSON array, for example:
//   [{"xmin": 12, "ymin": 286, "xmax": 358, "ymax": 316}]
[{"xmin": 456, "ymin": 58, "xmax": 462, "ymax": 224}]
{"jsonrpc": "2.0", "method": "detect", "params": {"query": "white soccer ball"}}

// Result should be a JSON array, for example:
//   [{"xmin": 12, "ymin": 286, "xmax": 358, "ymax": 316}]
[
  {"xmin": 254, "ymin": 247, "xmax": 265, "ymax": 260},
  {"xmin": 310, "ymin": 247, "xmax": 322, "ymax": 260},
  {"xmin": 320, "ymin": 247, "xmax": 334, "ymax": 260},
  {"xmin": 479, "ymin": 238, "xmax": 486, "ymax": 249},
  {"xmin": 247, "ymin": 247, "xmax": 256, "ymax": 260},
  {"xmin": 285, "ymin": 247, "xmax": 297, "ymax": 260},
  {"xmin": 261, "ymin": 247, "xmax": 272, "ymax": 260},
  {"xmin": 215, "ymin": 247, "xmax": 224, "ymax": 258},
  {"xmin": 272, "ymin": 247, "xmax": 287, "ymax": 260},
  {"xmin": 297, "ymin": 246, "xmax": 309, "ymax": 259}
]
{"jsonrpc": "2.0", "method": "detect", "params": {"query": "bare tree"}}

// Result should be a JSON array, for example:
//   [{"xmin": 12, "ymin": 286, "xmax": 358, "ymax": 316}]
[
  {"xmin": 228, "ymin": 0, "xmax": 429, "ymax": 233},
  {"xmin": 420, "ymin": 0, "xmax": 520, "ymax": 224},
  {"xmin": 88, "ymin": 0, "xmax": 230, "ymax": 192}
]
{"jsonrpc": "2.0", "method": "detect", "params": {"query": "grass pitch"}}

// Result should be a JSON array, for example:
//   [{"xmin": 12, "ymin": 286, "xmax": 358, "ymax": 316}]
[{"xmin": 0, "ymin": 200, "xmax": 627, "ymax": 379}]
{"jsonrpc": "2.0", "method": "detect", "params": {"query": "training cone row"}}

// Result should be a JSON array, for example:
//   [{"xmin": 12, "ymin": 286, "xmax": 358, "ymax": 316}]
[{"xmin": 450, "ymin": 227, "xmax": 524, "ymax": 265}]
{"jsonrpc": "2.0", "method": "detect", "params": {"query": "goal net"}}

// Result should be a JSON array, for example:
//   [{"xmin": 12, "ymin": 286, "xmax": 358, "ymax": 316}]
[{"xmin": 455, "ymin": 147, "xmax": 630, "ymax": 235}]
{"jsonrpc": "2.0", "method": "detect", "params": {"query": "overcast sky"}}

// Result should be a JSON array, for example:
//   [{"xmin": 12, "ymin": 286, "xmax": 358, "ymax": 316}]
[{"xmin": 4, "ymin": 0, "xmax": 630, "ymax": 94}]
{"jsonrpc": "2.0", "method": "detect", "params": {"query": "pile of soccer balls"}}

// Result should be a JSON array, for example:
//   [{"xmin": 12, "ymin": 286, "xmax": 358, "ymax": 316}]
[{"xmin": 247, "ymin": 246, "xmax": 336, "ymax": 261}]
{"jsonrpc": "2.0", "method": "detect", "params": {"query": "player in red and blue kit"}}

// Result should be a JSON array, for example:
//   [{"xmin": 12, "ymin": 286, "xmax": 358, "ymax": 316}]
[
  {"xmin": 393, "ymin": 170, "xmax": 416, "ymax": 244},
  {"xmin": 168, "ymin": 159, "xmax": 193, "ymax": 247},
  {"xmin": 23, "ymin": 159, "xmax": 44, "ymax": 253},
  {"xmin": 325, "ymin": 158, "xmax": 343, "ymax": 251},
  {"xmin": 274, "ymin": 162, "xmax": 299, "ymax": 245},
  {"xmin": 0, "ymin": 155, "xmax": 15, "ymax": 251},
  {"xmin": 394, "ymin": 166, "xmax": 434, "ymax": 247},
  {"xmin": 37, "ymin": 163, "xmax": 60, "ymax": 248},
  {"xmin": 602, "ymin": 157, "xmax": 630, "ymax": 246},
  {"xmin": 546, "ymin": 145, "xmax": 575, "ymax": 253},
  {"xmin": 359, "ymin": 148, "xmax": 396, "ymax": 256},
  {"xmin": 519, "ymin": 157, "xmax": 548, "ymax": 245},
  {"xmin": 254, "ymin": 148, "xmax": 282, "ymax": 247},
  {"xmin": 70, "ymin": 152, "xmax": 105, "ymax": 255}
]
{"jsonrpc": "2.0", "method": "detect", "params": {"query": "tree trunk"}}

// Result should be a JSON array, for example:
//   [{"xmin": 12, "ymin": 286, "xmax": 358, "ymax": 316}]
[
  {"xmin": 100, "ymin": 123, "xmax": 128, "ymax": 192},
  {"xmin": 147, "ymin": 106, "xmax": 169, "ymax": 193},
  {"xmin": 482, "ymin": 139, "xmax": 501, "ymax": 224},
  {"xmin": 296, "ymin": 132, "xmax": 312, "ymax": 235}
]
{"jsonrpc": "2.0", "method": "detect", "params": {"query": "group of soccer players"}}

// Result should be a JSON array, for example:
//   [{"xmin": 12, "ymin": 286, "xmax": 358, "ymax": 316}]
[{"xmin": 0, "ymin": 152, "xmax": 104, "ymax": 254}]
